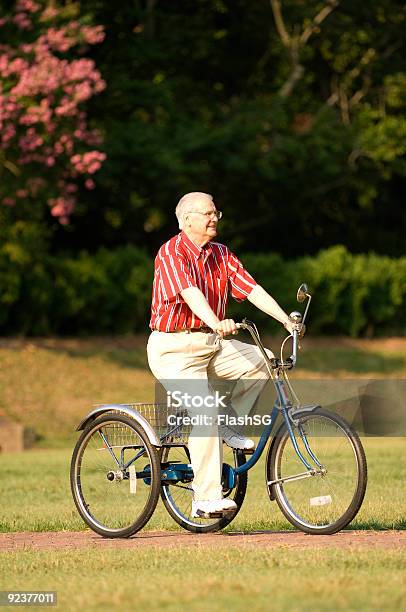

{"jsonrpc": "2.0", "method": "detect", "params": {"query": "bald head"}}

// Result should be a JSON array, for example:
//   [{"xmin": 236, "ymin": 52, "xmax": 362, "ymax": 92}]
[{"xmin": 175, "ymin": 192, "xmax": 213, "ymax": 229}]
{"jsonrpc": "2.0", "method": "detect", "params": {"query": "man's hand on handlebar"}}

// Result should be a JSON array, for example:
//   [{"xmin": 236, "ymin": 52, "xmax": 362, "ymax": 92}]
[
  {"xmin": 284, "ymin": 320, "xmax": 306, "ymax": 338},
  {"xmin": 215, "ymin": 319, "xmax": 238, "ymax": 337}
]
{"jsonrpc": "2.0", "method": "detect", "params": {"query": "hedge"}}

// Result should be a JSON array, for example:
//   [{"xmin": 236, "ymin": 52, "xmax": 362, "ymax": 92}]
[{"xmin": 0, "ymin": 229, "xmax": 405, "ymax": 336}]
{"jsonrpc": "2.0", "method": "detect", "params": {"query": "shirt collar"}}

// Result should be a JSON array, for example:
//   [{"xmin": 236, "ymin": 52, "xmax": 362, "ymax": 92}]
[{"xmin": 180, "ymin": 231, "xmax": 212, "ymax": 262}]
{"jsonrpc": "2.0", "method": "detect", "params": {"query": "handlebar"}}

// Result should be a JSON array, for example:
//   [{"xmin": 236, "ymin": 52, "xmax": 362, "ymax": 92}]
[
  {"xmin": 235, "ymin": 320, "xmax": 299, "ymax": 371},
  {"xmin": 233, "ymin": 284, "xmax": 310, "ymax": 372}
]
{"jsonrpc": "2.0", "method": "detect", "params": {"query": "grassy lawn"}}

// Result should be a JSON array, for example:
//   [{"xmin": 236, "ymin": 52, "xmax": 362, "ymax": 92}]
[
  {"xmin": 1, "ymin": 547, "xmax": 405, "ymax": 611},
  {"xmin": 0, "ymin": 438, "xmax": 405, "ymax": 533},
  {"xmin": 0, "ymin": 335, "xmax": 405, "ymax": 533},
  {"xmin": 0, "ymin": 336, "xmax": 405, "ymax": 611}
]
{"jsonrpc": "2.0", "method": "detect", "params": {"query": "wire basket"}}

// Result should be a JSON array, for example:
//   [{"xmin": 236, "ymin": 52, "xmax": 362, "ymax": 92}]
[{"xmin": 97, "ymin": 403, "xmax": 191, "ymax": 444}]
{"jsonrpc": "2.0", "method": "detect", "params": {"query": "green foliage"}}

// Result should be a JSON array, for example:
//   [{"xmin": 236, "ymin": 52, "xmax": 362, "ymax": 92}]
[
  {"xmin": 0, "ymin": 220, "xmax": 53, "ymax": 334},
  {"xmin": 236, "ymin": 246, "xmax": 406, "ymax": 336},
  {"xmin": 0, "ymin": 243, "xmax": 404, "ymax": 336},
  {"xmin": 51, "ymin": 246, "xmax": 152, "ymax": 334},
  {"xmin": 53, "ymin": 0, "xmax": 405, "ymax": 258}
]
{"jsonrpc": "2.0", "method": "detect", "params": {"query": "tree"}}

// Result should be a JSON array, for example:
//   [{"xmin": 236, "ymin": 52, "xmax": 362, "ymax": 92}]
[
  {"xmin": 0, "ymin": 0, "xmax": 106, "ymax": 224},
  {"xmin": 73, "ymin": 0, "xmax": 405, "ymax": 256}
]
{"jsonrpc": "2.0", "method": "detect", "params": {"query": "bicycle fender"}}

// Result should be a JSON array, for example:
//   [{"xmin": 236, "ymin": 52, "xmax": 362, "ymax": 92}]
[
  {"xmin": 289, "ymin": 404, "xmax": 321, "ymax": 424},
  {"xmin": 75, "ymin": 404, "xmax": 162, "ymax": 447}
]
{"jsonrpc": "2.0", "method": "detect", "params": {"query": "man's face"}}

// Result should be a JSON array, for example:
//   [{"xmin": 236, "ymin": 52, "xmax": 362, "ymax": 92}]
[{"xmin": 184, "ymin": 198, "xmax": 220, "ymax": 245}]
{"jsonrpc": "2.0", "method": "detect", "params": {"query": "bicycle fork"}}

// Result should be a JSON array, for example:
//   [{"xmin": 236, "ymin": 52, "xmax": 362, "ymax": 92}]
[{"xmin": 267, "ymin": 382, "xmax": 326, "ymax": 487}]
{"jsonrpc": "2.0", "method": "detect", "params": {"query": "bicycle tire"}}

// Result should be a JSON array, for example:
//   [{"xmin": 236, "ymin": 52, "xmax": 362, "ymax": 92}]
[
  {"xmin": 266, "ymin": 408, "xmax": 367, "ymax": 535},
  {"xmin": 71, "ymin": 414, "xmax": 161, "ymax": 538},
  {"xmin": 160, "ymin": 445, "xmax": 247, "ymax": 533}
]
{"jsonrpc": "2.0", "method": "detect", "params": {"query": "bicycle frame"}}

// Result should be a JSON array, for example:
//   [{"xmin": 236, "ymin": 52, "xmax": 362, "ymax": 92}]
[
  {"xmin": 90, "ymin": 320, "xmax": 324, "ymax": 486},
  {"xmin": 232, "ymin": 321, "xmax": 323, "ymax": 474},
  {"xmin": 157, "ymin": 321, "xmax": 324, "ymax": 487}
]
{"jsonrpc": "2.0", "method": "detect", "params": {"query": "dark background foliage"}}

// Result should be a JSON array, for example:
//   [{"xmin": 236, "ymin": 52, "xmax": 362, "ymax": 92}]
[
  {"xmin": 52, "ymin": 0, "xmax": 405, "ymax": 258},
  {"xmin": 1, "ymin": 1, "xmax": 405, "ymax": 336}
]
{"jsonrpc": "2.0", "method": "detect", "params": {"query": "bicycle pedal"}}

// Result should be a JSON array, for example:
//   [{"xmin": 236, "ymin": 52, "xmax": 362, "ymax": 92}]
[{"xmin": 195, "ymin": 509, "xmax": 233, "ymax": 519}]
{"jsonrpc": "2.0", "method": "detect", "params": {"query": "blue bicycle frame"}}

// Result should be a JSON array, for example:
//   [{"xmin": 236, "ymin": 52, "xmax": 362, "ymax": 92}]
[{"xmin": 157, "ymin": 379, "xmax": 323, "ymax": 488}]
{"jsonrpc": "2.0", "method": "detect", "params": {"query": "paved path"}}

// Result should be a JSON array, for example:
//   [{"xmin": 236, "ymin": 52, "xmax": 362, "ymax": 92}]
[{"xmin": 1, "ymin": 530, "xmax": 405, "ymax": 552}]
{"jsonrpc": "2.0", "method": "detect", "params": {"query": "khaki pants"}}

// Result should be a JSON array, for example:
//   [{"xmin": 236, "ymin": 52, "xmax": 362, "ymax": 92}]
[{"xmin": 147, "ymin": 330, "xmax": 274, "ymax": 501}]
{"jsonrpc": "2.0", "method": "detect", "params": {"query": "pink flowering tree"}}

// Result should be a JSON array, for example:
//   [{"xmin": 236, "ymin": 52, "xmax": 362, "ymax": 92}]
[{"xmin": 0, "ymin": 0, "xmax": 106, "ymax": 224}]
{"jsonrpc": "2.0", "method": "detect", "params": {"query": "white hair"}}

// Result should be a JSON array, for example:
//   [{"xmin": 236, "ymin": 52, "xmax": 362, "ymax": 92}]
[{"xmin": 175, "ymin": 192, "xmax": 213, "ymax": 229}]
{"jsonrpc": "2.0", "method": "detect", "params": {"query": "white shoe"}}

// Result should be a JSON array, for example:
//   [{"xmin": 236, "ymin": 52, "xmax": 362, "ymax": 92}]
[
  {"xmin": 219, "ymin": 424, "xmax": 255, "ymax": 451},
  {"xmin": 192, "ymin": 498, "xmax": 237, "ymax": 518}
]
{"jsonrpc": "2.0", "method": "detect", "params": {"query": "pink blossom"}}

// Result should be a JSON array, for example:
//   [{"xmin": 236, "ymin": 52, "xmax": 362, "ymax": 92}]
[
  {"xmin": 16, "ymin": 0, "xmax": 40, "ymax": 13},
  {"xmin": 0, "ymin": 54, "xmax": 9, "ymax": 72},
  {"xmin": 70, "ymin": 150, "xmax": 106, "ymax": 174},
  {"xmin": 1, "ymin": 124, "xmax": 16, "ymax": 143},
  {"xmin": 3, "ymin": 197, "xmax": 16, "ymax": 206},
  {"xmin": 1, "ymin": 6, "xmax": 105, "ymax": 222},
  {"xmin": 19, "ymin": 128, "xmax": 43, "ymax": 151},
  {"xmin": 19, "ymin": 99, "xmax": 52, "ymax": 125},
  {"xmin": 87, "ymin": 161, "xmax": 101, "ymax": 174},
  {"xmin": 81, "ymin": 26, "xmax": 105, "ymax": 45},
  {"xmin": 12, "ymin": 13, "xmax": 33, "ymax": 30},
  {"xmin": 49, "ymin": 195, "xmax": 75, "ymax": 222},
  {"xmin": 46, "ymin": 27, "xmax": 76, "ymax": 53}
]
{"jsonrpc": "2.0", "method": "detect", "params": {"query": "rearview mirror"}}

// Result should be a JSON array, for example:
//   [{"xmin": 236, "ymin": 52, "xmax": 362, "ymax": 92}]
[{"xmin": 297, "ymin": 283, "xmax": 309, "ymax": 303}]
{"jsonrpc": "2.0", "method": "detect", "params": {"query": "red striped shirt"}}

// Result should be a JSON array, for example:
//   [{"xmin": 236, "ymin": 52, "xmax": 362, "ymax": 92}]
[{"xmin": 150, "ymin": 231, "xmax": 257, "ymax": 332}]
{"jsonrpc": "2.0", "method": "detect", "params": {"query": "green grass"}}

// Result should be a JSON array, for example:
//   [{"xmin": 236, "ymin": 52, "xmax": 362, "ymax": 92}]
[
  {"xmin": 0, "ymin": 548, "xmax": 404, "ymax": 611},
  {"xmin": 0, "ymin": 337, "xmax": 153, "ymax": 446},
  {"xmin": 0, "ymin": 335, "xmax": 404, "ymax": 534},
  {"xmin": 295, "ymin": 337, "xmax": 406, "ymax": 375},
  {"xmin": 0, "ymin": 438, "xmax": 405, "ymax": 533},
  {"xmin": 1, "ymin": 337, "xmax": 405, "ymax": 611}
]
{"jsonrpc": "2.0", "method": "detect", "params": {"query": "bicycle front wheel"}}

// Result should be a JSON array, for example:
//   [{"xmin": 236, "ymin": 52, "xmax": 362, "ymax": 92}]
[
  {"xmin": 71, "ymin": 414, "xmax": 161, "ymax": 538},
  {"xmin": 266, "ymin": 408, "xmax": 367, "ymax": 535}
]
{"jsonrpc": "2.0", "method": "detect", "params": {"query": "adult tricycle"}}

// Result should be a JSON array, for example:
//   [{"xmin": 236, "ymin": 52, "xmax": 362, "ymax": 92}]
[{"xmin": 70, "ymin": 284, "xmax": 367, "ymax": 537}]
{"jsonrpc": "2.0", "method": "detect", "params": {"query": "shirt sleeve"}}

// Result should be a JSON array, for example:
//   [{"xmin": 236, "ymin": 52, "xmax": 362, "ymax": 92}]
[
  {"xmin": 158, "ymin": 253, "xmax": 197, "ymax": 299},
  {"xmin": 227, "ymin": 250, "xmax": 257, "ymax": 301}
]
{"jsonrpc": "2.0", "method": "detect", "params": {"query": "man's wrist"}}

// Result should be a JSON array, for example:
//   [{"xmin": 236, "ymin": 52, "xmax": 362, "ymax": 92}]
[{"xmin": 208, "ymin": 317, "xmax": 221, "ymax": 331}]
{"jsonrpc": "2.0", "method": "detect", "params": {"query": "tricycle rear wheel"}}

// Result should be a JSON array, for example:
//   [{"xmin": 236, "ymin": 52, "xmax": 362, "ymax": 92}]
[
  {"xmin": 161, "ymin": 445, "xmax": 247, "ymax": 533},
  {"xmin": 71, "ymin": 414, "xmax": 161, "ymax": 538}
]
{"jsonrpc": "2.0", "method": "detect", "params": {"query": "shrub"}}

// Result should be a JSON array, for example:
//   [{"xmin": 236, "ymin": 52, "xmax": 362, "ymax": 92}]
[{"xmin": 0, "ymin": 244, "xmax": 404, "ymax": 336}]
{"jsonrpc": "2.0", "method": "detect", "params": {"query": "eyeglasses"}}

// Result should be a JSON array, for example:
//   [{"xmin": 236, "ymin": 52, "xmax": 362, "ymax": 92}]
[{"xmin": 188, "ymin": 210, "xmax": 223, "ymax": 220}]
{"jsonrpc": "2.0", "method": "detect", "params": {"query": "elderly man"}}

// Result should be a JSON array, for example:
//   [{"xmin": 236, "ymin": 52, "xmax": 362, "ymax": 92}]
[{"xmin": 147, "ymin": 192, "xmax": 296, "ymax": 518}]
